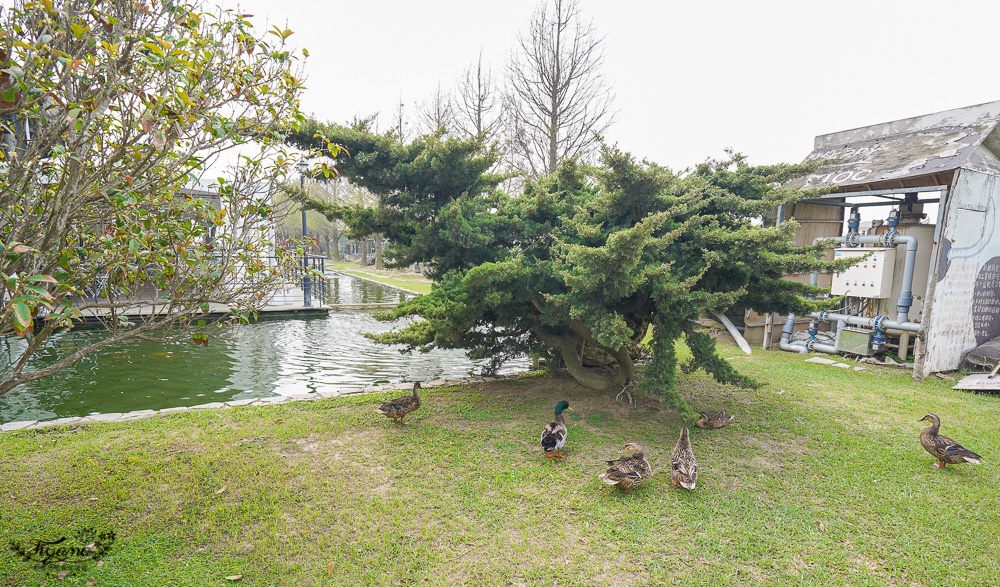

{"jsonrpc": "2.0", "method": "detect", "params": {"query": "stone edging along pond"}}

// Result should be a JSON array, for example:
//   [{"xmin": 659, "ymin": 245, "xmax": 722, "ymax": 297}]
[{"xmin": 0, "ymin": 374, "xmax": 520, "ymax": 434}]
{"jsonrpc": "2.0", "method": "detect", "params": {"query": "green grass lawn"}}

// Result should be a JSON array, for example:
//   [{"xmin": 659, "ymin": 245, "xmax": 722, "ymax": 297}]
[
  {"xmin": 327, "ymin": 263, "xmax": 433, "ymax": 295},
  {"xmin": 2, "ymin": 344, "xmax": 998, "ymax": 586}
]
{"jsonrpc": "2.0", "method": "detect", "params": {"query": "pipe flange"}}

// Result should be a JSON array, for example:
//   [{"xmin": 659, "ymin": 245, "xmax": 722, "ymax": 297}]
[
  {"xmin": 846, "ymin": 232, "xmax": 861, "ymax": 247},
  {"xmin": 873, "ymin": 316, "xmax": 886, "ymax": 330},
  {"xmin": 806, "ymin": 339, "xmax": 816, "ymax": 352},
  {"xmin": 818, "ymin": 311, "xmax": 828, "ymax": 322}
]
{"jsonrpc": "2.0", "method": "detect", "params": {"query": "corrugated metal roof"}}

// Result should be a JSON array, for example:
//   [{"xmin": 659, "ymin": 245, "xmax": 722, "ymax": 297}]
[{"xmin": 787, "ymin": 100, "xmax": 1000, "ymax": 190}]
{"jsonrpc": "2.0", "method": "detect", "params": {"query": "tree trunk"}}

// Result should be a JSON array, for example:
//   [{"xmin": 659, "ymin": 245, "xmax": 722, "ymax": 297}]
[
  {"xmin": 536, "ymin": 328, "xmax": 632, "ymax": 390},
  {"xmin": 375, "ymin": 234, "xmax": 383, "ymax": 270},
  {"xmin": 330, "ymin": 228, "xmax": 341, "ymax": 262},
  {"xmin": 359, "ymin": 239, "xmax": 368, "ymax": 266}
]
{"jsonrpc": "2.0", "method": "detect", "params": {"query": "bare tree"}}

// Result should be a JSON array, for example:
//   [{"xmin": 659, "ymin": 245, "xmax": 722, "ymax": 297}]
[
  {"xmin": 454, "ymin": 50, "xmax": 504, "ymax": 140},
  {"xmin": 415, "ymin": 83, "xmax": 455, "ymax": 135},
  {"xmin": 388, "ymin": 94, "xmax": 409, "ymax": 142},
  {"xmin": 507, "ymin": 0, "xmax": 615, "ymax": 177}
]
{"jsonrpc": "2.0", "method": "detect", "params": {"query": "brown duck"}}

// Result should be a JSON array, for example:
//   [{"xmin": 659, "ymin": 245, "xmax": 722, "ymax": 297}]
[
  {"xmin": 374, "ymin": 382, "xmax": 422, "ymax": 423},
  {"xmin": 918, "ymin": 413, "xmax": 984, "ymax": 469},
  {"xmin": 670, "ymin": 427, "xmax": 697, "ymax": 490},
  {"xmin": 598, "ymin": 442, "xmax": 653, "ymax": 493},
  {"xmin": 695, "ymin": 410, "xmax": 734, "ymax": 429}
]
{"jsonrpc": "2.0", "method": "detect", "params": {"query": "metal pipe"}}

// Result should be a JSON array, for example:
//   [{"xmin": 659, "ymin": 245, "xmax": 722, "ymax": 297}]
[
  {"xmin": 779, "ymin": 313, "xmax": 808, "ymax": 354},
  {"xmin": 799, "ymin": 198, "xmax": 940, "ymax": 208},
  {"xmin": 764, "ymin": 206, "xmax": 787, "ymax": 349},
  {"xmin": 807, "ymin": 311, "xmax": 920, "ymax": 333},
  {"xmin": 779, "ymin": 312, "xmax": 839, "ymax": 354},
  {"xmin": 888, "ymin": 233, "xmax": 917, "ymax": 323},
  {"xmin": 803, "ymin": 185, "xmax": 948, "ymax": 200},
  {"xmin": 301, "ymin": 174, "xmax": 311, "ymax": 308},
  {"xmin": 810, "ymin": 340, "xmax": 838, "ymax": 354},
  {"xmin": 810, "ymin": 231, "xmax": 918, "ymax": 323},
  {"xmin": 781, "ymin": 205, "xmax": 929, "ymax": 357}
]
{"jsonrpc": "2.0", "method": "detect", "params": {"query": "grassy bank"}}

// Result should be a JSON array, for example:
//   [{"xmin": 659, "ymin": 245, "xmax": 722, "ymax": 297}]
[
  {"xmin": 1, "ymin": 344, "xmax": 998, "ymax": 586},
  {"xmin": 327, "ymin": 263, "xmax": 433, "ymax": 295}
]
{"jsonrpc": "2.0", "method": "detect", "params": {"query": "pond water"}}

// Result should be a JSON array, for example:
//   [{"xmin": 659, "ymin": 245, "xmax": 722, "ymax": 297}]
[{"xmin": 0, "ymin": 273, "xmax": 528, "ymax": 424}]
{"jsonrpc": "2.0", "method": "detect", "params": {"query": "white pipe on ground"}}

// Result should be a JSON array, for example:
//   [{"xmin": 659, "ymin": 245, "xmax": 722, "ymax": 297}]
[{"xmin": 716, "ymin": 313, "xmax": 752, "ymax": 355}]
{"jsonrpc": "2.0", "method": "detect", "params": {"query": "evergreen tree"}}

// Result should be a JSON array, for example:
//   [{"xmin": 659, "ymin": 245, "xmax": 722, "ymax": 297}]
[{"xmin": 287, "ymin": 122, "xmax": 840, "ymax": 410}]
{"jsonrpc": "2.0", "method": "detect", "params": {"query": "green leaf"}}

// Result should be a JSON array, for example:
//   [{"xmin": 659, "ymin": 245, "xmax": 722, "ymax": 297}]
[
  {"xmin": 25, "ymin": 274, "xmax": 58, "ymax": 283},
  {"xmin": 129, "ymin": 238, "xmax": 140, "ymax": 252},
  {"xmin": 1, "ymin": 88, "xmax": 15, "ymax": 103},
  {"xmin": 70, "ymin": 23, "xmax": 88, "ymax": 39},
  {"xmin": 200, "ymin": 302, "xmax": 210, "ymax": 312},
  {"xmin": 23, "ymin": 285, "xmax": 53, "ymax": 300},
  {"xmin": 13, "ymin": 302, "xmax": 32, "ymax": 330}
]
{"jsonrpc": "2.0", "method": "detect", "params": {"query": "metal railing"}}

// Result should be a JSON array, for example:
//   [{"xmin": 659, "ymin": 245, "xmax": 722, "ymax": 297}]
[{"xmin": 271, "ymin": 255, "xmax": 327, "ymax": 307}]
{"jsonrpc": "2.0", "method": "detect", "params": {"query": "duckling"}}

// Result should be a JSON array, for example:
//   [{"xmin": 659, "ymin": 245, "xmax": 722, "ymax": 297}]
[
  {"xmin": 695, "ymin": 410, "xmax": 734, "ymax": 429},
  {"xmin": 540, "ymin": 400, "xmax": 572, "ymax": 458},
  {"xmin": 918, "ymin": 413, "xmax": 984, "ymax": 469},
  {"xmin": 374, "ymin": 382, "xmax": 422, "ymax": 423},
  {"xmin": 598, "ymin": 442, "xmax": 652, "ymax": 493},
  {"xmin": 670, "ymin": 427, "xmax": 697, "ymax": 490}
]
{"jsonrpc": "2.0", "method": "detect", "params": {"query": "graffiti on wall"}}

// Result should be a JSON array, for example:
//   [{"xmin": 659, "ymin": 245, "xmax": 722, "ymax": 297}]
[{"xmin": 972, "ymin": 256, "xmax": 1000, "ymax": 345}]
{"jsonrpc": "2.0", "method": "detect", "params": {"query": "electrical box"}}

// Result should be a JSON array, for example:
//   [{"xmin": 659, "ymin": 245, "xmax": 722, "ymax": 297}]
[
  {"xmin": 830, "ymin": 248, "xmax": 896, "ymax": 298},
  {"xmin": 838, "ymin": 327, "xmax": 874, "ymax": 356}
]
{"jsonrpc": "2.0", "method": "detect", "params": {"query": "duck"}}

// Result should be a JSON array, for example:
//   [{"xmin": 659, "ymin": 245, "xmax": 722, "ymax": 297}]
[
  {"xmin": 540, "ymin": 400, "xmax": 572, "ymax": 458},
  {"xmin": 598, "ymin": 442, "xmax": 652, "ymax": 493},
  {"xmin": 695, "ymin": 410, "xmax": 734, "ymax": 429},
  {"xmin": 374, "ymin": 382, "xmax": 422, "ymax": 423},
  {"xmin": 918, "ymin": 413, "xmax": 984, "ymax": 469},
  {"xmin": 670, "ymin": 427, "xmax": 697, "ymax": 490}
]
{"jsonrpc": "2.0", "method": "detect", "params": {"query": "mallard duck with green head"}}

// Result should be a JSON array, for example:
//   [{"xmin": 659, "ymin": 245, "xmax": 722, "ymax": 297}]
[
  {"xmin": 918, "ymin": 413, "xmax": 984, "ymax": 469},
  {"xmin": 598, "ymin": 442, "xmax": 652, "ymax": 493},
  {"xmin": 540, "ymin": 400, "xmax": 572, "ymax": 458},
  {"xmin": 670, "ymin": 427, "xmax": 697, "ymax": 490},
  {"xmin": 374, "ymin": 382, "xmax": 422, "ymax": 423},
  {"xmin": 695, "ymin": 410, "xmax": 734, "ymax": 429}
]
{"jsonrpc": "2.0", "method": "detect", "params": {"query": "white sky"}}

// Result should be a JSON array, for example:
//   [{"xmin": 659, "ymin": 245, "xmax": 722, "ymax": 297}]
[
  {"xmin": 225, "ymin": 0, "xmax": 1000, "ymax": 172},
  {"xmin": 4, "ymin": 0, "xmax": 999, "ymax": 173}
]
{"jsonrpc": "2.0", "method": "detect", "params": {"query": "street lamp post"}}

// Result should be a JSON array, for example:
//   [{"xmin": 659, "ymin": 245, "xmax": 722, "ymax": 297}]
[{"xmin": 298, "ymin": 161, "xmax": 311, "ymax": 307}]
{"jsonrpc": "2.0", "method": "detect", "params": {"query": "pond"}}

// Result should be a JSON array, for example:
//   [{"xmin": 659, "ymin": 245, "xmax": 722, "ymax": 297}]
[{"xmin": 0, "ymin": 273, "xmax": 528, "ymax": 424}]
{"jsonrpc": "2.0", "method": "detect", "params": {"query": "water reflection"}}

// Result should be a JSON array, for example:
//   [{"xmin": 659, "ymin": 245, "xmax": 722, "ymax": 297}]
[{"xmin": 0, "ymin": 273, "xmax": 527, "ymax": 423}]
